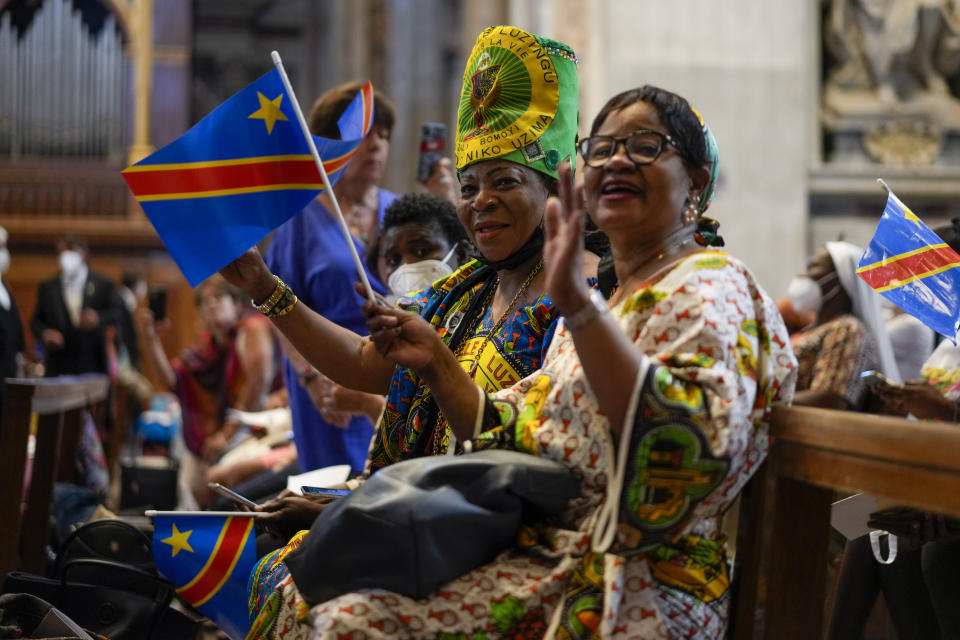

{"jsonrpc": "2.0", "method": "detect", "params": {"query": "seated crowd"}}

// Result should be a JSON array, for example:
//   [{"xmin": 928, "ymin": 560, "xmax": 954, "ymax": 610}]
[{"xmin": 4, "ymin": 23, "xmax": 960, "ymax": 640}]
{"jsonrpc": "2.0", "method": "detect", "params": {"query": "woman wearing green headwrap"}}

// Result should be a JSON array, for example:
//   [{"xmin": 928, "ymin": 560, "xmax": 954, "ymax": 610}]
[
  {"xmin": 224, "ymin": 25, "xmax": 598, "ymax": 638},
  {"xmin": 222, "ymin": 26, "xmax": 592, "ymax": 479},
  {"xmin": 346, "ymin": 87, "xmax": 797, "ymax": 637}
]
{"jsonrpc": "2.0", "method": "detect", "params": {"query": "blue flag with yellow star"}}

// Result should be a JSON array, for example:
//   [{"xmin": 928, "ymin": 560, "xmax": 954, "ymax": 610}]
[
  {"xmin": 122, "ymin": 69, "xmax": 375, "ymax": 285},
  {"xmin": 152, "ymin": 512, "xmax": 259, "ymax": 640},
  {"xmin": 856, "ymin": 190, "xmax": 960, "ymax": 341}
]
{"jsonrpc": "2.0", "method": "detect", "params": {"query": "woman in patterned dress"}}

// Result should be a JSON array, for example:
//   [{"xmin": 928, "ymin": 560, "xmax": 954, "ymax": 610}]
[{"xmin": 298, "ymin": 86, "xmax": 797, "ymax": 639}]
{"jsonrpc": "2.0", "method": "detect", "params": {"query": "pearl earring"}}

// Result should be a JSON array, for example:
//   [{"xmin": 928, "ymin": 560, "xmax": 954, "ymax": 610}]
[{"xmin": 682, "ymin": 200, "xmax": 699, "ymax": 225}]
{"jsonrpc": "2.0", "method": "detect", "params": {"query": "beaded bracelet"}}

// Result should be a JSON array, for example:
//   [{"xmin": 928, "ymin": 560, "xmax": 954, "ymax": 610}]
[
  {"xmin": 252, "ymin": 276, "xmax": 298, "ymax": 317},
  {"xmin": 266, "ymin": 284, "xmax": 298, "ymax": 317}
]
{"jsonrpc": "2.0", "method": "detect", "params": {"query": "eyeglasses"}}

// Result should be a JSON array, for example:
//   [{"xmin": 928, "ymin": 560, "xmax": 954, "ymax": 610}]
[{"xmin": 577, "ymin": 129, "xmax": 681, "ymax": 168}]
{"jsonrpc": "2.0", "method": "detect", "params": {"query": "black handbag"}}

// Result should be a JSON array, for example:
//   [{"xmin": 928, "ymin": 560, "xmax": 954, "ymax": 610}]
[
  {"xmin": 284, "ymin": 449, "xmax": 581, "ymax": 605},
  {"xmin": 0, "ymin": 592, "xmax": 106, "ymax": 640},
  {"xmin": 3, "ymin": 560, "xmax": 172, "ymax": 640},
  {"xmin": 55, "ymin": 518, "xmax": 156, "ymax": 574},
  {"xmin": 1, "ymin": 520, "xmax": 201, "ymax": 640}
]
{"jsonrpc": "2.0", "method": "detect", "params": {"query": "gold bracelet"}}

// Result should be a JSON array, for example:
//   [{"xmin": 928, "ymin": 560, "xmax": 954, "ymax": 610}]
[
  {"xmin": 253, "ymin": 276, "xmax": 285, "ymax": 314},
  {"xmin": 266, "ymin": 286, "xmax": 298, "ymax": 317}
]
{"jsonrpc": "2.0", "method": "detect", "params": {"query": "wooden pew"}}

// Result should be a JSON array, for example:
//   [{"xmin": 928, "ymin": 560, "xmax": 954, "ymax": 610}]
[
  {"xmin": 0, "ymin": 375, "xmax": 110, "ymax": 580},
  {"xmin": 733, "ymin": 405, "xmax": 960, "ymax": 640}
]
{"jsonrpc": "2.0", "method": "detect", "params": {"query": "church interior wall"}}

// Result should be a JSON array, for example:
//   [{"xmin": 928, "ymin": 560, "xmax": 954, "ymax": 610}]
[{"xmin": 6, "ymin": 0, "xmax": 960, "ymax": 366}]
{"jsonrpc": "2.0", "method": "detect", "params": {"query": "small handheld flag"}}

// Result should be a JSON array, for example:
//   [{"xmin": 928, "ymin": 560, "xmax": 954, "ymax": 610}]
[
  {"xmin": 150, "ymin": 511, "xmax": 261, "ymax": 640},
  {"xmin": 856, "ymin": 181, "xmax": 960, "ymax": 342},
  {"xmin": 123, "ymin": 65, "xmax": 374, "ymax": 286}
]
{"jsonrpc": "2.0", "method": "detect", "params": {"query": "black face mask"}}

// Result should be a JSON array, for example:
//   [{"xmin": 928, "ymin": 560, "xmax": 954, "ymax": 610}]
[{"xmin": 476, "ymin": 224, "xmax": 544, "ymax": 271}]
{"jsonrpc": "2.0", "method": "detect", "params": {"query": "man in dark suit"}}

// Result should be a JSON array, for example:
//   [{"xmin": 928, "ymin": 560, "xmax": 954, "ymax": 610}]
[
  {"xmin": 0, "ymin": 226, "xmax": 25, "ymax": 380},
  {"xmin": 31, "ymin": 236, "xmax": 121, "ymax": 377}
]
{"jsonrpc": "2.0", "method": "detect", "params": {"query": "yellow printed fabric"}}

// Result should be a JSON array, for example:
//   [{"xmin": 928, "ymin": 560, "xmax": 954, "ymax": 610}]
[
  {"xmin": 367, "ymin": 260, "xmax": 572, "ymax": 471},
  {"xmin": 457, "ymin": 335, "xmax": 523, "ymax": 392}
]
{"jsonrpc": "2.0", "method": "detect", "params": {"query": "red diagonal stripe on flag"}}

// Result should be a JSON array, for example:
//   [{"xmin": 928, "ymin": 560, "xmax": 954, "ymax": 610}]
[
  {"xmin": 123, "ymin": 155, "xmax": 351, "ymax": 199},
  {"xmin": 858, "ymin": 245, "xmax": 960, "ymax": 290},
  {"xmin": 360, "ymin": 82, "xmax": 374, "ymax": 134},
  {"xmin": 177, "ymin": 517, "xmax": 251, "ymax": 606}
]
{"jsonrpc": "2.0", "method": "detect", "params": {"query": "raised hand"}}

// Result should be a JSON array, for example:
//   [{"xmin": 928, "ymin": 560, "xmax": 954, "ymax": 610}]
[
  {"xmin": 420, "ymin": 157, "xmax": 457, "ymax": 205},
  {"xmin": 219, "ymin": 247, "xmax": 277, "ymax": 303},
  {"xmin": 543, "ymin": 162, "xmax": 591, "ymax": 315},
  {"xmin": 360, "ymin": 296, "xmax": 445, "ymax": 373}
]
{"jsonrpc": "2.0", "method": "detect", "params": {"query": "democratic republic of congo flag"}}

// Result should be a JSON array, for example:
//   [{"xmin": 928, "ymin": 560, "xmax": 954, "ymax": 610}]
[
  {"xmin": 123, "ymin": 69, "xmax": 375, "ymax": 286},
  {"xmin": 152, "ymin": 512, "xmax": 259, "ymax": 640},
  {"xmin": 856, "ymin": 189, "xmax": 960, "ymax": 341}
]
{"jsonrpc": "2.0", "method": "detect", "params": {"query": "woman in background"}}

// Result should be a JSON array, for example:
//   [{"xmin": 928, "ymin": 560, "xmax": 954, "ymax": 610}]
[
  {"xmin": 140, "ymin": 275, "xmax": 278, "ymax": 508},
  {"xmin": 264, "ymin": 82, "xmax": 398, "ymax": 475},
  {"xmin": 787, "ymin": 241, "xmax": 900, "ymax": 409}
]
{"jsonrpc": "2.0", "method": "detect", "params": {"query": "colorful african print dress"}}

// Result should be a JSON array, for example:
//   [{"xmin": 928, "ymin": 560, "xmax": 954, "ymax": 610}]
[
  {"xmin": 305, "ymin": 251, "xmax": 797, "ymax": 639},
  {"xmin": 368, "ymin": 259, "xmax": 571, "ymax": 471}
]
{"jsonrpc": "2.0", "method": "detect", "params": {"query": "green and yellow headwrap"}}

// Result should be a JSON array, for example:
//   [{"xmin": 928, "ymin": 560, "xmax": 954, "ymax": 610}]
[
  {"xmin": 455, "ymin": 26, "xmax": 579, "ymax": 180},
  {"xmin": 689, "ymin": 105, "xmax": 723, "ymax": 247}
]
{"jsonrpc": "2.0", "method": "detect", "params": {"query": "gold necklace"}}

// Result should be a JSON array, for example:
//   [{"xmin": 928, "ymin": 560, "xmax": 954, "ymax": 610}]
[
  {"xmin": 615, "ymin": 240, "xmax": 696, "ymax": 296},
  {"xmin": 431, "ymin": 259, "xmax": 544, "ymax": 455}
]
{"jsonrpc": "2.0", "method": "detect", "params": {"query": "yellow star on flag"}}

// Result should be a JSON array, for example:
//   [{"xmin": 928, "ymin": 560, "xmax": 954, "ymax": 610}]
[
  {"xmin": 162, "ymin": 524, "xmax": 194, "ymax": 557},
  {"xmin": 902, "ymin": 204, "xmax": 922, "ymax": 227},
  {"xmin": 248, "ymin": 92, "xmax": 288, "ymax": 134}
]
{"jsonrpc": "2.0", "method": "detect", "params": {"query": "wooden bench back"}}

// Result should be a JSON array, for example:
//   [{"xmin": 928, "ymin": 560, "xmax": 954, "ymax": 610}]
[{"xmin": 0, "ymin": 375, "xmax": 109, "ymax": 580}]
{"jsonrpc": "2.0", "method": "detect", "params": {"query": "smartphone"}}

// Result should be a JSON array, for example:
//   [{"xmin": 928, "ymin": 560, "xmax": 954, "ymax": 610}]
[
  {"xmin": 301, "ymin": 486, "xmax": 352, "ymax": 498},
  {"xmin": 148, "ymin": 287, "xmax": 167, "ymax": 322},
  {"xmin": 416, "ymin": 122, "xmax": 447, "ymax": 183},
  {"xmin": 208, "ymin": 482, "xmax": 258, "ymax": 509},
  {"xmin": 861, "ymin": 370, "xmax": 895, "ymax": 388}
]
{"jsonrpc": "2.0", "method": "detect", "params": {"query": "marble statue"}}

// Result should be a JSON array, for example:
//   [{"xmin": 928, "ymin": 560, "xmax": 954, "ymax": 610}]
[{"xmin": 823, "ymin": 0, "xmax": 960, "ymax": 164}]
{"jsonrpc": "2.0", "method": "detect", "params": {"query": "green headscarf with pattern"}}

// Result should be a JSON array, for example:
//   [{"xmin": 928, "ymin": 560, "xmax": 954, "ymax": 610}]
[{"xmin": 455, "ymin": 26, "xmax": 579, "ymax": 180}]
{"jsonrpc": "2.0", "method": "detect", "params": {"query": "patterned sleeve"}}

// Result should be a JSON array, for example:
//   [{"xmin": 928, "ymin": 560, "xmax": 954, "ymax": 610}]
[
  {"xmin": 472, "ymin": 254, "xmax": 797, "ymax": 548},
  {"xmin": 471, "ymin": 368, "xmax": 556, "ymax": 455},
  {"xmin": 612, "ymin": 255, "xmax": 796, "ymax": 547}
]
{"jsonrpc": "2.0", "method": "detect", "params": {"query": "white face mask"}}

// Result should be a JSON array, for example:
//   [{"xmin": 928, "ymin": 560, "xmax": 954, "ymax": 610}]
[
  {"xmin": 59, "ymin": 250, "xmax": 83, "ymax": 276},
  {"xmin": 0, "ymin": 248, "xmax": 9, "ymax": 274},
  {"xmin": 387, "ymin": 246, "xmax": 457, "ymax": 296},
  {"xmin": 785, "ymin": 272, "xmax": 840, "ymax": 316}
]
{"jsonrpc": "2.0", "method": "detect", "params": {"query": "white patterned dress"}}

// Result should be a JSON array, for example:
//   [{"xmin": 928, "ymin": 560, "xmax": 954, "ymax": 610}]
[{"xmin": 255, "ymin": 251, "xmax": 797, "ymax": 640}]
